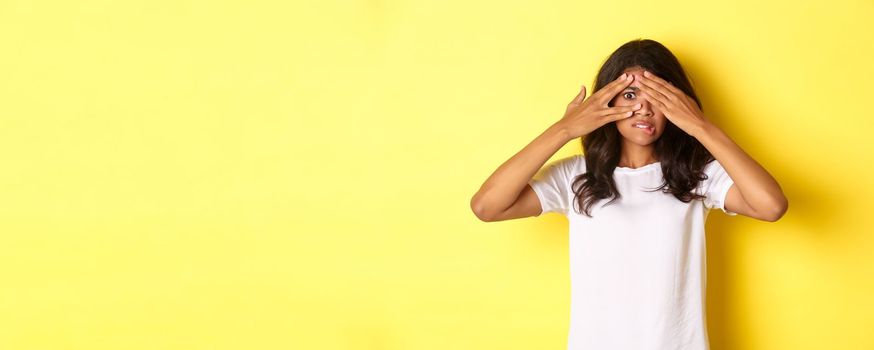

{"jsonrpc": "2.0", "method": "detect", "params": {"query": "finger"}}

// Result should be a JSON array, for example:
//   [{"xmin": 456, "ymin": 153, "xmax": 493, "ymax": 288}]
[
  {"xmin": 572, "ymin": 85, "xmax": 587, "ymax": 104},
  {"xmin": 636, "ymin": 75, "xmax": 672, "ymax": 102},
  {"xmin": 602, "ymin": 108, "xmax": 636, "ymax": 122},
  {"xmin": 599, "ymin": 103, "xmax": 641, "ymax": 117},
  {"xmin": 636, "ymin": 80, "xmax": 669, "ymax": 109},
  {"xmin": 639, "ymin": 89, "xmax": 668, "ymax": 111},
  {"xmin": 595, "ymin": 73, "xmax": 633, "ymax": 104},
  {"xmin": 641, "ymin": 70, "xmax": 685, "ymax": 98}
]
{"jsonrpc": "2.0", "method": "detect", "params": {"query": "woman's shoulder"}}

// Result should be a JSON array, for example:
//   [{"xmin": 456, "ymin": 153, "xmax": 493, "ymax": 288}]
[
  {"xmin": 571, "ymin": 154, "xmax": 586, "ymax": 172},
  {"xmin": 699, "ymin": 158, "xmax": 729, "ymax": 179},
  {"xmin": 550, "ymin": 154, "xmax": 587, "ymax": 176}
]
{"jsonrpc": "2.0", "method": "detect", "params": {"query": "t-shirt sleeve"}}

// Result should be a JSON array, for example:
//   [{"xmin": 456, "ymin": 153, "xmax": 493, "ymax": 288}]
[
  {"xmin": 700, "ymin": 159, "xmax": 738, "ymax": 216},
  {"xmin": 528, "ymin": 155, "xmax": 578, "ymax": 216}
]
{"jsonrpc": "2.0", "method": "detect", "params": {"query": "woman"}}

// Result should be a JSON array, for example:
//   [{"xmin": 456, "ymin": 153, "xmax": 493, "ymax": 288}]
[{"xmin": 469, "ymin": 39, "xmax": 788, "ymax": 349}]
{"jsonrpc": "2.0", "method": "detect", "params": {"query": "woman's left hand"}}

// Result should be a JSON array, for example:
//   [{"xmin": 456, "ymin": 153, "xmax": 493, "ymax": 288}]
[{"xmin": 636, "ymin": 70, "xmax": 710, "ymax": 138}]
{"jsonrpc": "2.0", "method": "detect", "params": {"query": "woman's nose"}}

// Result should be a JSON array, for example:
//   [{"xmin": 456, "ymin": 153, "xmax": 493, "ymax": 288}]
[{"xmin": 635, "ymin": 99, "xmax": 653, "ymax": 116}]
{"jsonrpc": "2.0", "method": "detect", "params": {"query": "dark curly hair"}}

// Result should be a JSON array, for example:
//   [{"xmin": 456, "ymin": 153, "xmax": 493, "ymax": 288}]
[{"xmin": 572, "ymin": 38, "xmax": 714, "ymax": 217}]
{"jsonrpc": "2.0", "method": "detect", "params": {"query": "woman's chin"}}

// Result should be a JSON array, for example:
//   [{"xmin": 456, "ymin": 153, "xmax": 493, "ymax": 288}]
[{"xmin": 620, "ymin": 132, "xmax": 660, "ymax": 145}]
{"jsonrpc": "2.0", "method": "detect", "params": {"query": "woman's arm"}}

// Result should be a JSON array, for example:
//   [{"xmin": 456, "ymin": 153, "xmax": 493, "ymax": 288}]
[
  {"xmin": 470, "ymin": 75, "xmax": 641, "ymax": 221},
  {"xmin": 633, "ymin": 69, "xmax": 788, "ymax": 222},
  {"xmin": 693, "ymin": 121, "xmax": 789, "ymax": 221},
  {"xmin": 470, "ymin": 123, "xmax": 571, "ymax": 221}
]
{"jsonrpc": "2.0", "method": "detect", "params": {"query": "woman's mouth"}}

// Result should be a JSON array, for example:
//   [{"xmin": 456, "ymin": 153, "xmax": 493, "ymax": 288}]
[{"xmin": 631, "ymin": 121, "xmax": 654, "ymax": 135}]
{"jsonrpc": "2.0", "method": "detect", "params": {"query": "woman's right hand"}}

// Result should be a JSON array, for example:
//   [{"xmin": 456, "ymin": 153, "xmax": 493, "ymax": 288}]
[{"xmin": 557, "ymin": 73, "xmax": 642, "ymax": 139}]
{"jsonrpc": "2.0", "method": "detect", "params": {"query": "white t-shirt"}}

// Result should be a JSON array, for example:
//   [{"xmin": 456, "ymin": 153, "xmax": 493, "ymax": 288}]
[{"xmin": 528, "ymin": 154, "xmax": 737, "ymax": 350}]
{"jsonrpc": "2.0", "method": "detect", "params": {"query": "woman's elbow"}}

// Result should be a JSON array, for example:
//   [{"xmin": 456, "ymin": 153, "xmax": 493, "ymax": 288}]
[{"xmin": 763, "ymin": 196, "xmax": 789, "ymax": 222}]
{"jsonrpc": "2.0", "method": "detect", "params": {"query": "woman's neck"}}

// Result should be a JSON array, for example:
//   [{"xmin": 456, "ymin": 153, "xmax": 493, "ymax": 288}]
[{"xmin": 618, "ymin": 144, "xmax": 658, "ymax": 168}]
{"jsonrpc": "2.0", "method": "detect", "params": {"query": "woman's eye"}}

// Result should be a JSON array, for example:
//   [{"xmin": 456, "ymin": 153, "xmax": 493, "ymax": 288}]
[{"xmin": 623, "ymin": 92, "xmax": 636, "ymax": 99}]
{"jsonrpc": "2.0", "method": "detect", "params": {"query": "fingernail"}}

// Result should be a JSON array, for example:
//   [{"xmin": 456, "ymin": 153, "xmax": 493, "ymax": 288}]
[{"xmin": 620, "ymin": 73, "xmax": 627, "ymax": 79}]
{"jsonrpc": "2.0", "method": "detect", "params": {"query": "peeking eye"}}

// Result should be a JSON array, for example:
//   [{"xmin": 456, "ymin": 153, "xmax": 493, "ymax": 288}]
[{"xmin": 623, "ymin": 92, "xmax": 636, "ymax": 99}]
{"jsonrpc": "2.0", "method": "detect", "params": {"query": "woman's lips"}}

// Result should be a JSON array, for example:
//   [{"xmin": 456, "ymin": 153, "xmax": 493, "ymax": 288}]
[{"xmin": 631, "ymin": 121, "xmax": 654, "ymax": 135}]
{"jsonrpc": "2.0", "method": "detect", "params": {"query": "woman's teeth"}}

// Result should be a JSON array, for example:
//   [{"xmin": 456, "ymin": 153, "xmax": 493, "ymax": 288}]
[{"xmin": 633, "ymin": 123, "xmax": 654, "ymax": 134}]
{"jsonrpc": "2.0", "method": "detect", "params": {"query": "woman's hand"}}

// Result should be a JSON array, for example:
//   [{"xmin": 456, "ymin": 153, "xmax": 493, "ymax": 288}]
[
  {"xmin": 635, "ymin": 70, "xmax": 710, "ymax": 138},
  {"xmin": 557, "ymin": 73, "xmax": 643, "ymax": 139}
]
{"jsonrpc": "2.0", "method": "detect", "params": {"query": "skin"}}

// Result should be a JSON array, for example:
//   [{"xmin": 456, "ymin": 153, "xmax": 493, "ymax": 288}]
[
  {"xmin": 610, "ymin": 67, "xmax": 667, "ymax": 168},
  {"xmin": 470, "ymin": 73, "xmax": 641, "ymax": 222},
  {"xmin": 471, "ymin": 66, "xmax": 789, "ymax": 223},
  {"xmin": 633, "ymin": 67, "xmax": 789, "ymax": 221}
]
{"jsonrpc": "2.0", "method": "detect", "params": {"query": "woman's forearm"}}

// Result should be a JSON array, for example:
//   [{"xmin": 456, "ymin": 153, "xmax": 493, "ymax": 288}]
[
  {"xmin": 470, "ymin": 122, "xmax": 572, "ymax": 220},
  {"xmin": 694, "ymin": 121, "xmax": 789, "ymax": 217}
]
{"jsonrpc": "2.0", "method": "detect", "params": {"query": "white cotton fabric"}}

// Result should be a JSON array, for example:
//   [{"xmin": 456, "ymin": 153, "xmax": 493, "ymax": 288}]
[{"xmin": 528, "ymin": 154, "xmax": 737, "ymax": 350}]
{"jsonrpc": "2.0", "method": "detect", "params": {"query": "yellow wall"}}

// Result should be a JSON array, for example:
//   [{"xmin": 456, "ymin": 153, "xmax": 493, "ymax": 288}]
[{"xmin": 1, "ymin": 0, "xmax": 872, "ymax": 349}]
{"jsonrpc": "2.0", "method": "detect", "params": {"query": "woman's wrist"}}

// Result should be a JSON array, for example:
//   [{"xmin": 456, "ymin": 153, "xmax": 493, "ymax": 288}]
[
  {"xmin": 547, "ymin": 122, "xmax": 574, "ymax": 145},
  {"xmin": 690, "ymin": 119, "xmax": 714, "ymax": 140}
]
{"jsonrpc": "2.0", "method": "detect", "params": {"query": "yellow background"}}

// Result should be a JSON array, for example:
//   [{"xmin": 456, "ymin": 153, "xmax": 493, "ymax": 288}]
[{"xmin": 1, "ymin": 0, "xmax": 872, "ymax": 349}]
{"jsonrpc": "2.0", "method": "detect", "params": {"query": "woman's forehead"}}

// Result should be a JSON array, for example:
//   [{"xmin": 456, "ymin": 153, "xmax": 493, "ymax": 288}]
[{"xmin": 622, "ymin": 67, "xmax": 646, "ymax": 77}]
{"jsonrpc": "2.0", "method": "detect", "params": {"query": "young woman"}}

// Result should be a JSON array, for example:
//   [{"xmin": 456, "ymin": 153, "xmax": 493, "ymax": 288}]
[{"xmin": 470, "ymin": 39, "xmax": 788, "ymax": 349}]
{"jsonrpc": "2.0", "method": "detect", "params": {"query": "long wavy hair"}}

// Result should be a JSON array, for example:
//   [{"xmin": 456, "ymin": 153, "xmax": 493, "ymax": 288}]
[{"xmin": 572, "ymin": 38, "xmax": 713, "ymax": 217}]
